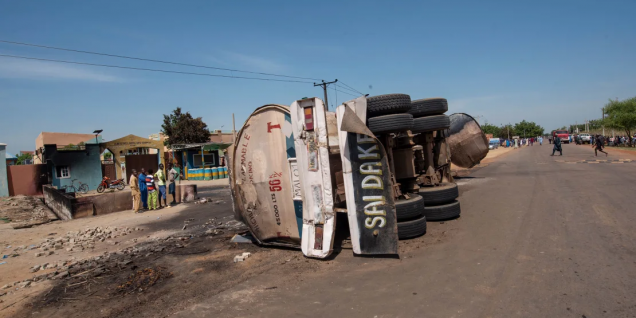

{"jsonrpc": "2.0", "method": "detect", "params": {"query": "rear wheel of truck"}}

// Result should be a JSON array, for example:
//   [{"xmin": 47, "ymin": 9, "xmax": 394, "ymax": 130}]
[
  {"xmin": 397, "ymin": 215, "xmax": 427, "ymax": 240},
  {"xmin": 367, "ymin": 94, "xmax": 412, "ymax": 117},
  {"xmin": 368, "ymin": 113, "xmax": 413, "ymax": 134},
  {"xmin": 412, "ymin": 115, "xmax": 450, "ymax": 133},
  {"xmin": 418, "ymin": 182, "xmax": 458, "ymax": 206},
  {"xmin": 395, "ymin": 194, "xmax": 425, "ymax": 221},
  {"xmin": 422, "ymin": 200, "xmax": 461, "ymax": 221},
  {"xmin": 409, "ymin": 98, "xmax": 448, "ymax": 117}
]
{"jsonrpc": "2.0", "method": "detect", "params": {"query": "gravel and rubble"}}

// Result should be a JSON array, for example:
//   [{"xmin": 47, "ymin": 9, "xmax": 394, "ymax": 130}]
[
  {"xmin": 0, "ymin": 196, "xmax": 58, "ymax": 229},
  {"xmin": 0, "ymin": 219, "xmax": 250, "ymax": 299},
  {"xmin": 8, "ymin": 225, "xmax": 138, "ymax": 259}
]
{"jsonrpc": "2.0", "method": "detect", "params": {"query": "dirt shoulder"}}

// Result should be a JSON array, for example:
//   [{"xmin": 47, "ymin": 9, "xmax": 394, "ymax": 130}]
[{"xmin": 0, "ymin": 182, "xmax": 232, "ymax": 317}]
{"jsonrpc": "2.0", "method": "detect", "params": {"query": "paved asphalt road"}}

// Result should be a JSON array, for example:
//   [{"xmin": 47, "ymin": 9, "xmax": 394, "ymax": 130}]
[{"xmin": 182, "ymin": 144, "xmax": 636, "ymax": 318}]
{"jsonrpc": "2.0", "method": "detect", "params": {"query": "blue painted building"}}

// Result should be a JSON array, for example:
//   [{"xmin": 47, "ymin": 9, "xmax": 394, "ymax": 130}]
[
  {"xmin": 5, "ymin": 152, "xmax": 17, "ymax": 166},
  {"xmin": 0, "ymin": 143, "xmax": 8, "ymax": 197},
  {"xmin": 43, "ymin": 144, "xmax": 102, "ymax": 191}
]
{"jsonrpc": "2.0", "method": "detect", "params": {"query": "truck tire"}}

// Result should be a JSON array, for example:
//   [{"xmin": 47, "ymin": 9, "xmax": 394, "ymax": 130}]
[
  {"xmin": 367, "ymin": 94, "xmax": 412, "ymax": 117},
  {"xmin": 398, "ymin": 215, "xmax": 427, "ymax": 240},
  {"xmin": 423, "ymin": 200, "xmax": 460, "ymax": 221},
  {"xmin": 409, "ymin": 98, "xmax": 448, "ymax": 117},
  {"xmin": 418, "ymin": 183, "xmax": 458, "ymax": 206},
  {"xmin": 368, "ymin": 113, "xmax": 413, "ymax": 134},
  {"xmin": 412, "ymin": 115, "xmax": 450, "ymax": 133},
  {"xmin": 395, "ymin": 194, "xmax": 425, "ymax": 221}
]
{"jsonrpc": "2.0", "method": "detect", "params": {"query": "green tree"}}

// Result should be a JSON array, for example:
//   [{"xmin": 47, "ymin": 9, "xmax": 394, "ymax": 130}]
[
  {"xmin": 103, "ymin": 152, "xmax": 113, "ymax": 160},
  {"xmin": 604, "ymin": 97, "xmax": 636, "ymax": 145},
  {"xmin": 480, "ymin": 123, "xmax": 501, "ymax": 137},
  {"xmin": 161, "ymin": 107, "xmax": 211, "ymax": 147},
  {"xmin": 16, "ymin": 153, "xmax": 33, "ymax": 165},
  {"xmin": 498, "ymin": 124, "xmax": 515, "ymax": 139},
  {"xmin": 513, "ymin": 120, "xmax": 544, "ymax": 138}
]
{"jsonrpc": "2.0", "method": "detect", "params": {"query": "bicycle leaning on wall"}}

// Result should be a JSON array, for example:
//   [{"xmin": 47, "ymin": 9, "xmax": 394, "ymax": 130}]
[{"xmin": 61, "ymin": 179, "xmax": 89, "ymax": 194}]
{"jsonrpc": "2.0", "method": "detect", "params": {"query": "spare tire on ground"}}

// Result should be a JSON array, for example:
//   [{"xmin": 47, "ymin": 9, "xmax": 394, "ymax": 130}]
[
  {"xmin": 412, "ymin": 115, "xmax": 450, "ymax": 133},
  {"xmin": 418, "ymin": 182, "xmax": 458, "ymax": 206},
  {"xmin": 368, "ymin": 113, "xmax": 413, "ymax": 134},
  {"xmin": 395, "ymin": 194, "xmax": 425, "ymax": 221},
  {"xmin": 422, "ymin": 200, "xmax": 461, "ymax": 221},
  {"xmin": 367, "ymin": 94, "xmax": 412, "ymax": 117},
  {"xmin": 409, "ymin": 98, "xmax": 448, "ymax": 117},
  {"xmin": 397, "ymin": 215, "xmax": 427, "ymax": 240},
  {"xmin": 447, "ymin": 113, "xmax": 489, "ymax": 168}
]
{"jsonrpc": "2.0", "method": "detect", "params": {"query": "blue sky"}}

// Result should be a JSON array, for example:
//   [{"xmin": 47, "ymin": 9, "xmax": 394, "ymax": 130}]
[{"xmin": 1, "ymin": 0, "xmax": 635, "ymax": 153}]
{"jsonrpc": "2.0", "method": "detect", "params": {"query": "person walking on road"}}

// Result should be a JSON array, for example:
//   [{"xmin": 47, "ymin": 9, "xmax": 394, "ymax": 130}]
[
  {"xmin": 551, "ymin": 135, "xmax": 563, "ymax": 156},
  {"xmin": 594, "ymin": 134, "xmax": 608, "ymax": 157},
  {"xmin": 539, "ymin": 136, "xmax": 543, "ymax": 145},
  {"xmin": 146, "ymin": 168, "xmax": 158, "ymax": 210},
  {"xmin": 129, "ymin": 169, "xmax": 141, "ymax": 213},
  {"xmin": 155, "ymin": 164, "xmax": 167, "ymax": 209},
  {"xmin": 138, "ymin": 168, "xmax": 148, "ymax": 210}
]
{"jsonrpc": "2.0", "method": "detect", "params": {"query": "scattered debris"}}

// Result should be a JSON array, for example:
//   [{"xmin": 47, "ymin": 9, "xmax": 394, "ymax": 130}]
[{"xmin": 233, "ymin": 252, "xmax": 251, "ymax": 263}]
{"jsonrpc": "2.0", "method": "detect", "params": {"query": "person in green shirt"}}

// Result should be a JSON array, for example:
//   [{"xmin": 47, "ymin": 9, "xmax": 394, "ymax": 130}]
[{"xmin": 155, "ymin": 163, "xmax": 168, "ymax": 209}]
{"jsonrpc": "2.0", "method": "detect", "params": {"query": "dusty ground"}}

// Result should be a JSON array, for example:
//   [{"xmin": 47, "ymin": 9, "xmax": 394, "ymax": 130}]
[
  {"xmin": 4, "ymin": 145, "xmax": 636, "ymax": 317},
  {"xmin": 0, "ymin": 196, "xmax": 57, "ymax": 228}
]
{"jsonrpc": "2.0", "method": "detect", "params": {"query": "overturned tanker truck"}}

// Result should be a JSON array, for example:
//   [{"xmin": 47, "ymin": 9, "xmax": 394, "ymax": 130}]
[{"xmin": 228, "ymin": 94, "xmax": 488, "ymax": 259}]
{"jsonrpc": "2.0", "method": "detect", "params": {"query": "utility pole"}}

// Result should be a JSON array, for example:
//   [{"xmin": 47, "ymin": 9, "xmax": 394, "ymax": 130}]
[
  {"xmin": 232, "ymin": 113, "xmax": 236, "ymax": 144},
  {"xmin": 314, "ymin": 79, "xmax": 338, "ymax": 110}
]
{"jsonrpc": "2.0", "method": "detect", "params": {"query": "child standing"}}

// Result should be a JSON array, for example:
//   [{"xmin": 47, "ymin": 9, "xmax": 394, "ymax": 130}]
[{"xmin": 146, "ymin": 169, "xmax": 158, "ymax": 210}]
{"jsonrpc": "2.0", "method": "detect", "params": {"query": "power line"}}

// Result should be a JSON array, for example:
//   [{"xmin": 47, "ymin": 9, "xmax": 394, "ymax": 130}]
[
  {"xmin": 333, "ymin": 87, "xmax": 359, "ymax": 98},
  {"xmin": 334, "ymin": 84, "xmax": 362, "ymax": 96},
  {"xmin": 0, "ymin": 54, "xmax": 314, "ymax": 83},
  {"xmin": 337, "ymin": 80, "xmax": 364, "ymax": 95},
  {"xmin": 0, "ymin": 39, "xmax": 323, "ymax": 81}
]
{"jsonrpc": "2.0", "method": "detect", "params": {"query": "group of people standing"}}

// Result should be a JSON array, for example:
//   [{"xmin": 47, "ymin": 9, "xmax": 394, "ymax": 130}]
[
  {"xmin": 128, "ymin": 163, "xmax": 182, "ymax": 213},
  {"xmin": 499, "ymin": 137, "xmax": 543, "ymax": 149}
]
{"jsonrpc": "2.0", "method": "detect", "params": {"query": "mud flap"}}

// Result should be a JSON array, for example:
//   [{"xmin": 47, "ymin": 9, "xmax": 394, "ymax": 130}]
[
  {"xmin": 290, "ymin": 98, "xmax": 336, "ymax": 258},
  {"xmin": 336, "ymin": 97, "xmax": 399, "ymax": 255}
]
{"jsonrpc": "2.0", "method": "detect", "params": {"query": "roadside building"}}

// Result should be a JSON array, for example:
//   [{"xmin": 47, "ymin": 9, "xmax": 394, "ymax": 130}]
[
  {"xmin": 5, "ymin": 152, "xmax": 17, "ymax": 166},
  {"xmin": 209, "ymin": 130, "xmax": 234, "ymax": 143},
  {"xmin": 42, "ymin": 143, "xmax": 102, "ymax": 191},
  {"xmin": 100, "ymin": 135, "xmax": 165, "ymax": 182},
  {"xmin": 170, "ymin": 142, "xmax": 231, "ymax": 180},
  {"xmin": 34, "ymin": 132, "xmax": 103, "ymax": 164}
]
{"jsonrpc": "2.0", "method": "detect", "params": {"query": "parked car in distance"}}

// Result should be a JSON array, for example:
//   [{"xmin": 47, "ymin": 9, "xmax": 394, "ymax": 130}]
[
  {"xmin": 579, "ymin": 133, "xmax": 591, "ymax": 144},
  {"xmin": 489, "ymin": 138, "xmax": 500, "ymax": 150}
]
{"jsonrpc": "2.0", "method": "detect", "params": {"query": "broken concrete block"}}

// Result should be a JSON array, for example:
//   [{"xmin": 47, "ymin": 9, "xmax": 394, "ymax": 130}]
[
  {"xmin": 31, "ymin": 265, "xmax": 40, "ymax": 273},
  {"xmin": 47, "ymin": 251, "xmax": 55, "ymax": 256},
  {"xmin": 18, "ymin": 281, "xmax": 31, "ymax": 288},
  {"xmin": 35, "ymin": 252, "xmax": 44, "ymax": 257},
  {"xmin": 54, "ymin": 244, "xmax": 63, "ymax": 250}
]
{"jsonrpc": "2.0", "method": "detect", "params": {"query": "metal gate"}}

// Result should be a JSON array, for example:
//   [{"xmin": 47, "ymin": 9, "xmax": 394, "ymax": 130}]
[
  {"xmin": 124, "ymin": 154, "xmax": 159, "ymax": 182},
  {"xmin": 101, "ymin": 163, "xmax": 117, "ymax": 181}
]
